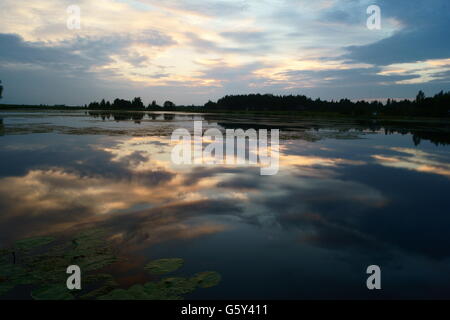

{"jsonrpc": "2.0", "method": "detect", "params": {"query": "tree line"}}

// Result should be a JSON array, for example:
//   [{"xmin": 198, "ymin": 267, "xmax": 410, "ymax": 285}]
[
  {"xmin": 205, "ymin": 90, "xmax": 450, "ymax": 117},
  {"xmin": 1, "ymin": 77, "xmax": 448, "ymax": 117},
  {"xmin": 87, "ymin": 98, "xmax": 176, "ymax": 110},
  {"xmin": 86, "ymin": 90, "xmax": 450, "ymax": 117}
]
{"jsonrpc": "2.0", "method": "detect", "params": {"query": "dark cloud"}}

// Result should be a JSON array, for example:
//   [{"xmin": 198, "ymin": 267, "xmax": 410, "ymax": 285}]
[
  {"xmin": 182, "ymin": 166, "xmax": 257, "ymax": 186},
  {"xmin": 0, "ymin": 34, "xmax": 90, "ymax": 71},
  {"xmin": 0, "ymin": 135, "xmax": 174, "ymax": 186},
  {"xmin": 212, "ymin": 159, "xmax": 450, "ymax": 261},
  {"xmin": 101, "ymin": 199, "xmax": 243, "ymax": 245},
  {"xmin": 0, "ymin": 31, "xmax": 175, "ymax": 72},
  {"xmin": 217, "ymin": 177, "xmax": 262, "ymax": 190},
  {"xmin": 280, "ymin": 67, "xmax": 419, "ymax": 87},
  {"xmin": 343, "ymin": 0, "xmax": 450, "ymax": 65},
  {"xmin": 0, "ymin": 31, "xmax": 178, "ymax": 105},
  {"xmin": 344, "ymin": 25, "xmax": 450, "ymax": 65},
  {"xmin": 337, "ymin": 163, "xmax": 450, "ymax": 260}
]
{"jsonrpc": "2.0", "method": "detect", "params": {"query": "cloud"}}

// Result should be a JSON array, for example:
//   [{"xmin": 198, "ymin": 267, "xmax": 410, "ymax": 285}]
[
  {"xmin": 0, "ymin": 31, "xmax": 174, "ymax": 73},
  {"xmin": 0, "ymin": 33, "xmax": 91, "ymax": 71},
  {"xmin": 219, "ymin": 31, "xmax": 269, "ymax": 43},
  {"xmin": 138, "ymin": 0, "xmax": 248, "ymax": 17},
  {"xmin": 0, "ymin": 0, "xmax": 449, "ymax": 104},
  {"xmin": 344, "ymin": 25, "xmax": 450, "ymax": 65},
  {"xmin": 277, "ymin": 67, "xmax": 419, "ymax": 88},
  {"xmin": 343, "ymin": 0, "xmax": 450, "ymax": 65}
]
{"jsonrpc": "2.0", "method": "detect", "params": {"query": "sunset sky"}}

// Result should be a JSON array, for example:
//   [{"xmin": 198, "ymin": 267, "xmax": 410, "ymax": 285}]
[{"xmin": 0, "ymin": 0, "xmax": 449, "ymax": 105}]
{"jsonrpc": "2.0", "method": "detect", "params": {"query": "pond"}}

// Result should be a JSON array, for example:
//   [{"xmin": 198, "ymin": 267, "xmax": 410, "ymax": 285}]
[{"xmin": 1, "ymin": 110, "xmax": 450, "ymax": 299}]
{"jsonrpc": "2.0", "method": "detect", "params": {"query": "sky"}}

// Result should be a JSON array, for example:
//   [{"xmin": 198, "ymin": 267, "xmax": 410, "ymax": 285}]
[{"xmin": 0, "ymin": 0, "xmax": 449, "ymax": 106}]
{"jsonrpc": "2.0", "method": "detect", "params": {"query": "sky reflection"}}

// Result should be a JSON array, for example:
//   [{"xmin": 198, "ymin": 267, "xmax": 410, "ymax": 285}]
[
  {"xmin": 372, "ymin": 147, "xmax": 450, "ymax": 178},
  {"xmin": 1, "ymin": 113, "xmax": 450, "ymax": 298}
]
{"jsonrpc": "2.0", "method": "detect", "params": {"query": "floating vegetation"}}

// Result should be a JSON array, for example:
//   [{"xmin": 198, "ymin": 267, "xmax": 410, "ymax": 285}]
[
  {"xmin": 14, "ymin": 237, "xmax": 55, "ymax": 251},
  {"xmin": 32, "ymin": 284, "xmax": 74, "ymax": 300},
  {"xmin": 0, "ymin": 229, "xmax": 118, "ymax": 300},
  {"xmin": 0, "ymin": 230, "xmax": 221, "ymax": 300},
  {"xmin": 145, "ymin": 258, "xmax": 184, "ymax": 275},
  {"xmin": 2, "ymin": 123, "xmax": 180, "ymax": 137},
  {"xmin": 192, "ymin": 271, "xmax": 222, "ymax": 289},
  {"xmin": 98, "ymin": 272, "xmax": 221, "ymax": 300}
]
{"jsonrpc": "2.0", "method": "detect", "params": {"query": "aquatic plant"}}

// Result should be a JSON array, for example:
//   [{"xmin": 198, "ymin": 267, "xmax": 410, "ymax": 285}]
[
  {"xmin": 0, "ymin": 229, "xmax": 117, "ymax": 300},
  {"xmin": 144, "ymin": 258, "xmax": 184, "ymax": 275},
  {"xmin": 0, "ymin": 230, "xmax": 221, "ymax": 300}
]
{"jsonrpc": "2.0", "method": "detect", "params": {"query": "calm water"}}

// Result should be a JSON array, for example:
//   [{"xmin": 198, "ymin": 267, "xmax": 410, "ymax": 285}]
[{"xmin": 1, "ymin": 110, "xmax": 450, "ymax": 299}]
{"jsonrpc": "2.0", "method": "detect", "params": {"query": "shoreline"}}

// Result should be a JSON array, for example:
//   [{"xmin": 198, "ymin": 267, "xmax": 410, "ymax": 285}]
[{"xmin": 1, "ymin": 105, "xmax": 450, "ymax": 123}]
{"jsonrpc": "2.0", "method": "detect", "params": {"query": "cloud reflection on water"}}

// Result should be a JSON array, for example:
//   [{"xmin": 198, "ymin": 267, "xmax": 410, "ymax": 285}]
[
  {"xmin": 0, "ymin": 130, "xmax": 450, "ymax": 267},
  {"xmin": 0, "ymin": 134, "xmax": 378, "ymax": 248},
  {"xmin": 372, "ymin": 147, "xmax": 450, "ymax": 178}
]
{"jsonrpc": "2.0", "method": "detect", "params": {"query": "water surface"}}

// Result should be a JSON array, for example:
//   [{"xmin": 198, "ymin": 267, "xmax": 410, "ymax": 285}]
[{"xmin": 1, "ymin": 110, "xmax": 450, "ymax": 299}]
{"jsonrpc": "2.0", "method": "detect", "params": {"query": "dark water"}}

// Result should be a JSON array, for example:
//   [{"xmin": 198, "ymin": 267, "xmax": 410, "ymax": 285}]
[{"xmin": 1, "ymin": 110, "xmax": 450, "ymax": 299}]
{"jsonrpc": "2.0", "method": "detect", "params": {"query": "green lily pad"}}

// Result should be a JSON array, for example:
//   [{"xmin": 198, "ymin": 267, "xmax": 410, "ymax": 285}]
[
  {"xmin": 14, "ymin": 237, "xmax": 55, "ymax": 251},
  {"xmin": 1, "ymin": 229, "xmax": 222, "ymax": 301},
  {"xmin": 31, "ymin": 285, "xmax": 74, "ymax": 300},
  {"xmin": 66, "ymin": 229, "xmax": 117, "ymax": 272},
  {"xmin": 192, "ymin": 271, "xmax": 221, "ymax": 288},
  {"xmin": 84, "ymin": 273, "xmax": 117, "ymax": 286},
  {"xmin": 97, "ymin": 283, "xmax": 165, "ymax": 300},
  {"xmin": 99, "ymin": 280, "xmax": 188, "ymax": 300},
  {"xmin": 145, "ymin": 258, "xmax": 184, "ymax": 275},
  {"xmin": 81, "ymin": 274, "xmax": 118, "ymax": 299},
  {"xmin": 0, "ymin": 228, "xmax": 119, "ymax": 300},
  {"xmin": 97, "ymin": 288, "xmax": 135, "ymax": 300},
  {"xmin": 98, "ymin": 272, "xmax": 221, "ymax": 300},
  {"xmin": 81, "ymin": 285, "xmax": 116, "ymax": 300},
  {"xmin": 78, "ymin": 254, "xmax": 117, "ymax": 272},
  {"xmin": 156, "ymin": 277, "xmax": 197, "ymax": 296},
  {"xmin": 0, "ymin": 262, "xmax": 33, "ymax": 285}
]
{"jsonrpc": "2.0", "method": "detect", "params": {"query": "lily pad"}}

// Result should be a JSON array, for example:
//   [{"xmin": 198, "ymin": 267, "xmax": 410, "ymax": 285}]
[
  {"xmin": 84, "ymin": 273, "xmax": 117, "ymax": 286},
  {"xmin": 0, "ymin": 229, "xmax": 221, "ymax": 301},
  {"xmin": 192, "ymin": 271, "xmax": 221, "ymax": 288},
  {"xmin": 0, "ymin": 262, "xmax": 32, "ymax": 285},
  {"xmin": 0, "ymin": 228, "xmax": 120, "ymax": 300},
  {"xmin": 14, "ymin": 237, "xmax": 55, "ymax": 251},
  {"xmin": 31, "ymin": 285, "xmax": 74, "ymax": 300},
  {"xmin": 156, "ymin": 277, "xmax": 197, "ymax": 296},
  {"xmin": 145, "ymin": 258, "xmax": 184, "ymax": 275},
  {"xmin": 81, "ymin": 274, "xmax": 118, "ymax": 299},
  {"xmin": 81, "ymin": 285, "xmax": 116, "ymax": 300},
  {"xmin": 98, "ymin": 272, "xmax": 221, "ymax": 300},
  {"xmin": 98, "ymin": 288, "xmax": 135, "ymax": 300},
  {"xmin": 99, "ymin": 279, "xmax": 192, "ymax": 300}
]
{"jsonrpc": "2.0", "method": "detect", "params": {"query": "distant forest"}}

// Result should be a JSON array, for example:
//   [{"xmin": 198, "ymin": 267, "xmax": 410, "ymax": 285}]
[
  {"xmin": 87, "ymin": 98, "xmax": 174, "ymax": 111},
  {"xmin": 86, "ymin": 90, "xmax": 450, "ymax": 117}
]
